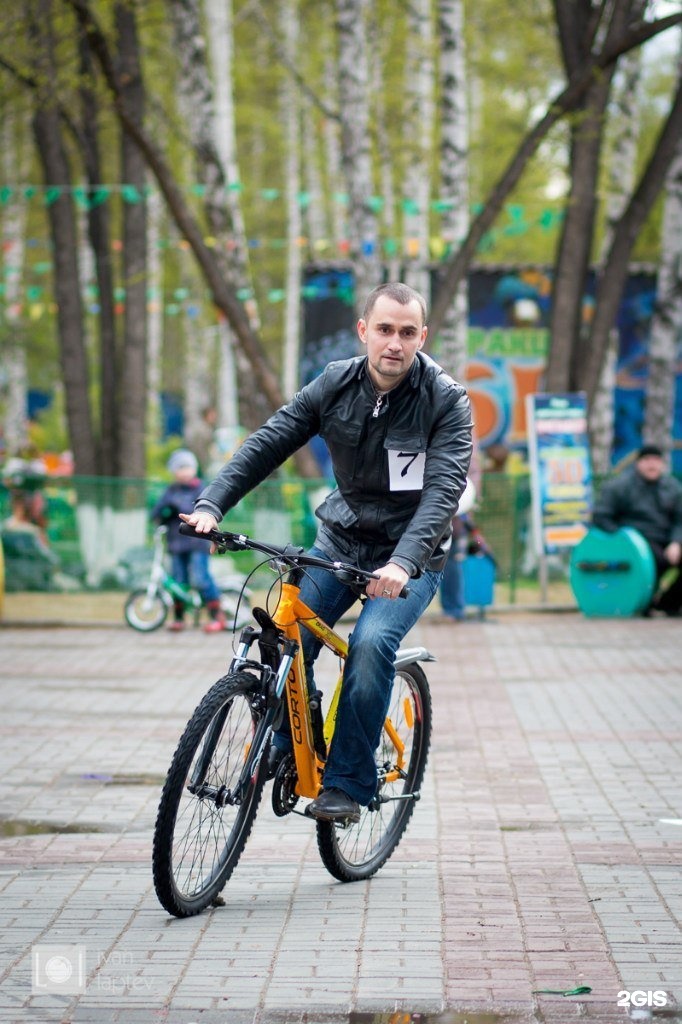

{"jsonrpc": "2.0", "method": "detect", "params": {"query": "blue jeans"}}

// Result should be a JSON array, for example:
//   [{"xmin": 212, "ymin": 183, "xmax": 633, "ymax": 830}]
[
  {"xmin": 275, "ymin": 546, "xmax": 442, "ymax": 805},
  {"xmin": 171, "ymin": 551, "xmax": 221, "ymax": 603},
  {"xmin": 440, "ymin": 552, "xmax": 465, "ymax": 619}
]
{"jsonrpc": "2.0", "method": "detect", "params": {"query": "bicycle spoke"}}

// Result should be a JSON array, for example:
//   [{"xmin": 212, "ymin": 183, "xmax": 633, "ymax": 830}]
[
  {"xmin": 316, "ymin": 664, "xmax": 431, "ymax": 882},
  {"xmin": 154, "ymin": 673, "xmax": 268, "ymax": 915}
]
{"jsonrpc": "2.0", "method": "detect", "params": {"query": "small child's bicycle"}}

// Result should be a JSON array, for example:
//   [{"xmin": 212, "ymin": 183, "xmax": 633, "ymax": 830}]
[
  {"xmin": 124, "ymin": 525, "xmax": 251, "ymax": 632},
  {"xmin": 152, "ymin": 523, "xmax": 434, "ymax": 917}
]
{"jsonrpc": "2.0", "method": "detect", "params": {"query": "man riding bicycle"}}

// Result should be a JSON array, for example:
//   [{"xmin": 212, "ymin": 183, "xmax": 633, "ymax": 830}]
[{"xmin": 181, "ymin": 282, "xmax": 472, "ymax": 823}]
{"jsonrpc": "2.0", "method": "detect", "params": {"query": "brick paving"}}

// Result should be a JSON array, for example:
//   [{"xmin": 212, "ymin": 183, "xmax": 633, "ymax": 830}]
[{"xmin": 0, "ymin": 612, "xmax": 680, "ymax": 1024}]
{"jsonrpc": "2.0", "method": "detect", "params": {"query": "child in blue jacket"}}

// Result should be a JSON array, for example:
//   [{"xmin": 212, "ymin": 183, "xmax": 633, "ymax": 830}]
[{"xmin": 151, "ymin": 449, "xmax": 225, "ymax": 632}]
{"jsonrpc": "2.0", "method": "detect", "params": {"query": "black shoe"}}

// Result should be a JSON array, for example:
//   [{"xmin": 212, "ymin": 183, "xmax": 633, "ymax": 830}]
[
  {"xmin": 308, "ymin": 787, "xmax": 361, "ymax": 823},
  {"xmin": 265, "ymin": 744, "xmax": 287, "ymax": 780}
]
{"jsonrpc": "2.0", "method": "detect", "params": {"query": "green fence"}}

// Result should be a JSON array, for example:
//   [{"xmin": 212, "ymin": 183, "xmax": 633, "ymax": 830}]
[{"xmin": 0, "ymin": 472, "xmax": 549, "ymax": 601}]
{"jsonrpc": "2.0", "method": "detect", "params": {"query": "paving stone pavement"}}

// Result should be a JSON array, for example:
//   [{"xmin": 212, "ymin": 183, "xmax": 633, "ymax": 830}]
[{"xmin": 0, "ymin": 612, "xmax": 680, "ymax": 1024}]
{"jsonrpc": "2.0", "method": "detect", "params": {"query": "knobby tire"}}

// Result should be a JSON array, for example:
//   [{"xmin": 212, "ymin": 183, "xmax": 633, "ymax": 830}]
[
  {"xmin": 153, "ymin": 671, "xmax": 267, "ymax": 917},
  {"xmin": 316, "ymin": 662, "xmax": 432, "ymax": 882}
]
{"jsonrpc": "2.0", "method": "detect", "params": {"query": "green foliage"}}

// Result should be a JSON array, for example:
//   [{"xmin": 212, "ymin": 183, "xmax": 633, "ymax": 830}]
[
  {"xmin": 146, "ymin": 434, "xmax": 186, "ymax": 480},
  {"xmin": 0, "ymin": 0, "xmax": 680, "ymax": 460},
  {"xmin": 27, "ymin": 386, "xmax": 68, "ymax": 454}
]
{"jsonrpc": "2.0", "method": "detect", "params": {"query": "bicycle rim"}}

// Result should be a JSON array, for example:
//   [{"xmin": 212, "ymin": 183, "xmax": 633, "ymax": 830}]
[
  {"xmin": 124, "ymin": 589, "xmax": 168, "ymax": 631},
  {"xmin": 153, "ymin": 672, "xmax": 266, "ymax": 916},
  {"xmin": 316, "ymin": 663, "xmax": 431, "ymax": 882}
]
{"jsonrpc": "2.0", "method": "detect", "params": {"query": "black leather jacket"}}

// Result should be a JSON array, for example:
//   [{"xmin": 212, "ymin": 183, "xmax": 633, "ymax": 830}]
[
  {"xmin": 592, "ymin": 466, "xmax": 682, "ymax": 549},
  {"xmin": 195, "ymin": 352, "xmax": 473, "ymax": 576}
]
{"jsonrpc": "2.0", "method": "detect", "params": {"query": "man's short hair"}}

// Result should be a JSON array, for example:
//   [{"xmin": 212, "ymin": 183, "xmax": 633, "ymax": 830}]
[
  {"xmin": 637, "ymin": 443, "xmax": 664, "ymax": 460},
  {"xmin": 362, "ymin": 283, "xmax": 428, "ymax": 327}
]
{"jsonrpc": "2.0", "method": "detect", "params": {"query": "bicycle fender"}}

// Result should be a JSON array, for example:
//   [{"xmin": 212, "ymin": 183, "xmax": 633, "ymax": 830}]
[{"xmin": 394, "ymin": 646, "xmax": 436, "ymax": 668}]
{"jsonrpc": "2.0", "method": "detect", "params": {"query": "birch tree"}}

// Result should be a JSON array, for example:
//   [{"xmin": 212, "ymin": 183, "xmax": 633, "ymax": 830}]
[
  {"xmin": 116, "ymin": 1, "xmax": 148, "ymax": 479},
  {"xmin": 1, "ymin": 115, "xmax": 30, "ymax": 455},
  {"xmin": 580, "ymin": 74, "xmax": 682, "ymax": 403},
  {"xmin": 644, "ymin": 49, "xmax": 682, "ymax": 458},
  {"xmin": 436, "ymin": 0, "xmax": 469, "ymax": 381},
  {"xmin": 371, "ymin": 79, "xmax": 400, "ymax": 282},
  {"xmin": 590, "ymin": 31, "xmax": 645, "ymax": 474},
  {"xmin": 403, "ymin": 0, "xmax": 435, "ymax": 301},
  {"xmin": 170, "ymin": 0, "xmax": 274, "ymax": 432},
  {"xmin": 30, "ymin": 0, "xmax": 97, "ymax": 476},
  {"xmin": 303, "ymin": 100, "xmax": 329, "ymax": 255},
  {"xmin": 281, "ymin": 0, "xmax": 302, "ymax": 400},
  {"xmin": 545, "ymin": 0, "xmax": 632, "ymax": 395},
  {"xmin": 204, "ymin": 0, "xmax": 250, "ymax": 448},
  {"xmin": 323, "ymin": 57, "xmax": 346, "ymax": 252},
  {"xmin": 336, "ymin": 0, "xmax": 381, "ymax": 310},
  {"xmin": 427, "ymin": 8, "xmax": 682, "ymax": 337},
  {"xmin": 78, "ymin": 28, "xmax": 118, "ymax": 476},
  {"xmin": 146, "ymin": 190, "xmax": 164, "ymax": 445}
]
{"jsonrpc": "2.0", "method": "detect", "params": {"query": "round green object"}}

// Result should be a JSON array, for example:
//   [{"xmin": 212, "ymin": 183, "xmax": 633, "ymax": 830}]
[{"xmin": 569, "ymin": 527, "xmax": 656, "ymax": 617}]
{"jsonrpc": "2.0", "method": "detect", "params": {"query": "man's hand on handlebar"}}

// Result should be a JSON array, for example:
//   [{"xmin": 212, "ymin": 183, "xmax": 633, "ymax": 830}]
[
  {"xmin": 366, "ymin": 562, "xmax": 410, "ymax": 601},
  {"xmin": 179, "ymin": 511, "xmax": 217, "ymax": 533},
  {"xmin": 179, "ymin": 512, "xmax": 219, "ymax": 553}
]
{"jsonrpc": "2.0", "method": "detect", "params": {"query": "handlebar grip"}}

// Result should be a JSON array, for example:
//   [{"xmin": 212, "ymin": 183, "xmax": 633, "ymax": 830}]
[{"xmin": 178, "ymin": 522, "xmax": 200, "ymax": 537}]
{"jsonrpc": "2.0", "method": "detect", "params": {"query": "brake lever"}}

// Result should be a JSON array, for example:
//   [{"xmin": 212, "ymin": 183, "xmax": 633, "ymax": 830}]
[{"xmin": 334, "ymin": 567, "xmax": 410, "ymax": 599}]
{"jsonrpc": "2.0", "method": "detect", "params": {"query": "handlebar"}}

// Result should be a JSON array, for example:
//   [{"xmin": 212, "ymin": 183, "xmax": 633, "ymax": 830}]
[{"xmin": 178, "ymin": 521, "xmax": 410, "ymax": 598}]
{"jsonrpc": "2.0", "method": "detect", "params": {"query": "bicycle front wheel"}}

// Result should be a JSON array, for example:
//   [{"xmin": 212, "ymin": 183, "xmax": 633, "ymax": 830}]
[
  {"xmin": 153, "ymin": 671, "xmax": 267, "ymax": 917},
  {"xmin": 316, "ymin": 662, "xmax": 432, "ymax": 882},
  {"xmin": 124, "ymin": 588, "xmax": 168, "ymax": 631}
]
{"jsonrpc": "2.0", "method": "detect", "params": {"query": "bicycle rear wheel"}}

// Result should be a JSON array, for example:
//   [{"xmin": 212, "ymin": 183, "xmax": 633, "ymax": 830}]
[
  {"xmin": 316, "ymin": 662, "xmax": 431, "ymax": 882},
  {"xmin": 153, "ymin": 671, "xmax": 267, "ymax": 917}
]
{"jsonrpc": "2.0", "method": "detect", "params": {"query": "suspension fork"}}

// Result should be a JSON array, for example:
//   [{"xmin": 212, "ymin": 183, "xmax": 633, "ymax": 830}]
[{"xmin": 189, "ymin": 642, "xmax": 299, "ymax": 804}]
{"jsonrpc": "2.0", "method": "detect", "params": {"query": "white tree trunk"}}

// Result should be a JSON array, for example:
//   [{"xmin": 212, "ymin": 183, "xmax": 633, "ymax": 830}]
[
  {"xmin": 644, "ymin": 59, "xmax": 682, "ymax": 460},
  {"xmin": 204, "ymin": 0, "xmax": 256, "ymax": 311},
  {"xmin": 436, "ymin": 0, "xmax": 469, "ymax": 380},
  {"xmin": 323, "ymin": 57, "xmax": 346, "ymax": 251},
  {"xmin": 204, "ymin": 0, "xmax": 247, "ymax": 429},
  {"xmin": 369, "ymin": 12, "xmax": 400, "ymax": 281},
  {"xmin": 184, "ymin": 310, "xmax": 213, "ymax": 463},
  {"xmin": 403, "ymin": 0, "xmax": 435, "ymax": 301},
  {"xmin": 173, "ymin": 0, "xmax": 268, "ymax": 431},
  {"xmin": 336, "ymin": 0, "xmax": 381, "ymax": 311},
  {"xmin": 281, "ymin": 0, "xmax": 302, "ymax": 399},
  {"xmin": 590, "ymin": 33, "xmax": 645, "ymax": 473},
  {"xmin": 146, "ymin": 190, "xmax": 164, "ymax": 444},
  {"xmin": 1, "ymin": 121, "xmax": 30, "ymax": 454},
  {"xmin": 303, "ymin": 99, "xmax": 328, "ymax": 253}
]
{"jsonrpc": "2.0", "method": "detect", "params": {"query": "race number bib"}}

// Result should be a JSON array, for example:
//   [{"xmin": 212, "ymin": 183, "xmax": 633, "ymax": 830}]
[{"xmin": 387, "ymin": 449, "xmax": 426, "ymax": 491}]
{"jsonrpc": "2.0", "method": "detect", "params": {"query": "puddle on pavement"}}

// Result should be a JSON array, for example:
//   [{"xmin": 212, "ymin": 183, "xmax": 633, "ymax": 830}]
[
  {"xmin": 77, "ymin": 771, "xmax": 165, "ymax": 786},
  {"xmin": 304, "ymin": 1008, "xmax": 682, "ymax": 1024},
  {"xmin": 499, "ymin": 822, "xmax": 558, "ymax": 832},
  {"xmin": 346, "ymin": 1014, "xmax": 531, "ymax": 1024},
  {"xmin": 0, "ymin": 818, "xmax": 104, "ymax": 837}
]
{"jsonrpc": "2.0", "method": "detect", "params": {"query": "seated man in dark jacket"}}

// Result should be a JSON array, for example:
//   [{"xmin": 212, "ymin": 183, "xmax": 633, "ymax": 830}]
[
  {"xmin": 181, "ymin": 282, "xmax": 473, "ymax": 822},
  {"xmin": 592, "ymin": 444, "xmax": 682, "ymax": 616}
]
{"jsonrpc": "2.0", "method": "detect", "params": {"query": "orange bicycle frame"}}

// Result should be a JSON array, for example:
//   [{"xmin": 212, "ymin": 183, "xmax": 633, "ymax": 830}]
[
  {"xmin": 271, "ymin": 581, "xmax": 407, "ymax": 798},
  {"xmin": 272, "ymin": 582, "xmax": 347, "ymax": 799}
]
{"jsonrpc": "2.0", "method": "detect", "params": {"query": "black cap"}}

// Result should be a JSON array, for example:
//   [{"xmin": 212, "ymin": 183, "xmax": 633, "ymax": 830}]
[{"xmin": 637, "ymin": 443, "xmax": 664, "ymax": 459}]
